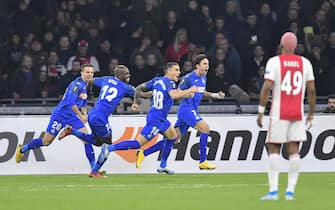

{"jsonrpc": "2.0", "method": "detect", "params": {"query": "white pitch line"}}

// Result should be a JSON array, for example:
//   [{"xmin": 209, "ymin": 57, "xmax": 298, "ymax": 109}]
[{"xmin": 0, "ymin": 183, "xmax": 268, "ymax": 192}]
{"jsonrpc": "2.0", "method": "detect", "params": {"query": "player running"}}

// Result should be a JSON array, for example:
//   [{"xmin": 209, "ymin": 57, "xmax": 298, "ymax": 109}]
[
  {"xmin": 90, "ymin": 62, "xmax": 199, "ymax": 175},
  {"xmin": 58, "ymin": 65, "xmax": 139, "ymax": 177},
  {"xmin": 15, "ymin": 64, "xmax": 95, "ymax": 171},
  {"xmin": 135, "ymin": 54, "xmax": 225, "ymax": 174}
]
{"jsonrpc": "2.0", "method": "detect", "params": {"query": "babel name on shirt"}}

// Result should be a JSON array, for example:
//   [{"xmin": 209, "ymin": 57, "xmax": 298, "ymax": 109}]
[{"xmin": 283, "ymin": 60, "xmax": 300, "ymax": 68}]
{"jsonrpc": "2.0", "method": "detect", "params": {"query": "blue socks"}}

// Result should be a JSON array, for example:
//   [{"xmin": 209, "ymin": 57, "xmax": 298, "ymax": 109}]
[
  {"xmin": 144, "ymin": 140, "xmax": 165, "ymax": 156},
  {"xmin": 160, "ymin": 139, "xmax": 175, "ymax": 168},
  {"xmin": 21, "ymin": 138, "xmax": 43, "ymax": 153},
  {"xmin": 107, "ymin": 140, "xmax": 140, "ymax": 152},
  {"xmin": 92, "ymin": 140, "xmax": 141, "ymax": 173},
  {"xmin": 71, "ymin": 130, "xmax": 96, "ymax": 145},
  {"xmin": 84, "ymin": 144, "xmax": 95, "ymax": 170},
  {"xmin": 199, "ymin": 133, "xmax": 209, "ymax": 163}
]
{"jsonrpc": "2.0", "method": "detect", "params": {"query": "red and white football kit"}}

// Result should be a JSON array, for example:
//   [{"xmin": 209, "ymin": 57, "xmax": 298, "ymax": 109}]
[{"xmin": 264, "ymin": 54, "xmax": 314, "ymax": 143}]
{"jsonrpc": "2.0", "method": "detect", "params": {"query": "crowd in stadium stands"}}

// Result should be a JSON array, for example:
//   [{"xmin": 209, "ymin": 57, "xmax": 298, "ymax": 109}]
[{"xmin": 0, "ymin": 0, "xmax": 335, "ymax": 100}]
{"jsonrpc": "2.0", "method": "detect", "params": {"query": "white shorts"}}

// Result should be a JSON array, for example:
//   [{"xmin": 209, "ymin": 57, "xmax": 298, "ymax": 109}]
[{"xmin": 266, "ymin": 119, "xmax": 307, "ymax": 144}]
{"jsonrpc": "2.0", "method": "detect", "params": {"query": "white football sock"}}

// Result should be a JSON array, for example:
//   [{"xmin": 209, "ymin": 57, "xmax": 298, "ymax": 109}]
[
  {"xmin": 268, "ymin": 153, "xmax": 280, "ymax": 192},
  {"xmin": 286, "ymin": 154, "xmax": 300, "ymax": 193}
]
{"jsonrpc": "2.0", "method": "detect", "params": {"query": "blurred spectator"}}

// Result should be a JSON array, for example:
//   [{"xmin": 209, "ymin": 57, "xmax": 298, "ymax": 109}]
[
  {"xmin": 104, "ymin": 0, "xmax": 128, "ymax": 44},
  {"xmin": 181, "ymin": 0, "xmax": 208, "ymax": 45},
  {"xmin": 85, "ymin": 24, "xmax": 101, "ymax": 54},
  {"xmin": 323, "ymin": 94, "xmax": 335, "ymax": 113},
  {"xmin": 95, "ymin": 39, "xmax": 115, "ymax": 75},
  {"xmin": 158, "ymin": 9, "xmax": 180, "ymax": 53},
  {"xmin": 131, "ymin": 0, "xmax": 161, "ymax": 42},
  {"xmin": 247, "ymin": 65, "xmax": 265, "ymax": 99},
  {"xmin": 145, "ymin": 52, "xmax": 163, "ymax": 77},
  {"xmin": 130, "ymin": 36, "xmax": 164, "ymax": 67},
  {"xmin": 207, "ymin": 16, "xmax": 233, "ymax": 47},
  {"xmin": 164, "ymin": 28, "xmax": 188, "ymax": 62},
  {"xmin": 308, "ymin": 43, "xmax": 331, "ymax": 96},
  {"xmin": 42, "ymin": 31, "xmax": 56, "ymax": 51},
  {"xmin": 236, "ymin": 11, "xmax": 266, "ymax": 63},
  {"xmin": 12, "ymin": 55, "xmax": 41, "ymax": 99},
  {"xmin": 324, "ymin": 32, "xmax": 335, "ymax": 68},
  {"xmin": 53, "ymin": 10, "xmax": 71, "ymax": 39},
  {"xmin": 66, "ymin": 39, "xmax": 100, "ymax": 72},
  {"xmin": 57, "ymin": 35, "xmax": 74, "ymax": 66},
  {"xmin": 68, "ymin": 26, "xmax": 79, "ymax": 48},
  {"xmin": 129, "ymin": 53, "xmax": 147, "ymax": 86},
  {"xmin": 22, "ymin": 32, "xmax": 35, "ymax": 51},
  {"xmin": 242, "ymin": 45, "xmax": 267, "ymax": 89},
  {"xmin": 28, "ymin": 38, "xmax": 48, "ymax": 73},
  {"xmin": 108, "ymin": 57, "xmax": 119, "ymax": 75},
  {"xmin": 224, "ymin": 0, "xmax": 243, "ymax": 40},
  {"xmin": 180, "ymin": 42, "xmax": 203, "ymax": 66},
  {"xmin": 160, "ymin": 0, "xmax": 188, "ymax": 18},
  {"xmin": 59, "ymin": 59, "xmax": 81, "ymax": 95},
  {"xmin": 311, "ymin": 9, "xmax": 329, "ymax": 41},
  {"xmin": 208, "ymin": 37, "xmax": 242, "ymax": 86},
  {"xmin": 40, "ymin": 50, "xmax": 67, "ymax": 97},
  {"xmin": 295, "ymin": 42, "xmax": 308, "ymax": 56},
  {"xmin": 12, "ymin": 1, "xmax": 37, "ymax": 37},
  {"xmin": 181, "ymin": 59, "xmax": 193, "ymax": 76},
  {"xmin": 3, "ymin": 33, "xmax": 25, "ymax": 75},
  {"xmin": 201, "ymin": 4, "xmax": 214, "ymax": 33},
  {"xmin": 207, "ymin": 62, "xmax": 249, "ymax": 105},
  {"xmin": 0, "ymin": 67, "xmax": 11, "ymax": 98}
]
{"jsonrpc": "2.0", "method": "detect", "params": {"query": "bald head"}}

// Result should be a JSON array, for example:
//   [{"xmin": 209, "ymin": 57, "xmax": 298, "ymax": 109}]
[
  {"xmin": 280, "ymin": 32, "xmax": 297, "ymax": 53},
  {"xmin": 114, "ymin": 65, "xmax": 131, "ymax": 83}
]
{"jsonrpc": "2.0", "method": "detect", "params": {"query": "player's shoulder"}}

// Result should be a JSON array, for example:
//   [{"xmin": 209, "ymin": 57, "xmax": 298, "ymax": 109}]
[{"xmin": 300, "ymin": 55, "xmax": 313, "ymax": 66}]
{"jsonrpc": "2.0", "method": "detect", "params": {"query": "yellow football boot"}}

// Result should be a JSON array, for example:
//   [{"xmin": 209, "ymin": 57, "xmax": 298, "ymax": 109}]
[
  {"xmin": 199, "ymin": 160, "xmax": 216, "ymax": 170},
  {"xmin": 136, "ymin": 150, "xmax": 145, "ymax": 169},
  {"xmin": 15, "ymin": 144, "xmax": 24, "ymax": 163}
]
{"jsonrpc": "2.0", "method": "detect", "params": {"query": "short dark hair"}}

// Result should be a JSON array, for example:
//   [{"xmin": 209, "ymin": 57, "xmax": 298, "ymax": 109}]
[
  {"xmin": 114, "ymin": 65, "xmax": 129, "ymax": 77},
  {"xmin": 194, "ymin": 54, "xmax": 207, "ymax": 66},
  {"xmin": 164, "ymin": 62, "xmax": 179, "ymax": 73},
  {"xmin": 81, "ymin": 63, "xmax": 94, "ymax": 72},
  {"xmin": 328, "ymin": 94, "xmax": 335, "ymax": 100}
]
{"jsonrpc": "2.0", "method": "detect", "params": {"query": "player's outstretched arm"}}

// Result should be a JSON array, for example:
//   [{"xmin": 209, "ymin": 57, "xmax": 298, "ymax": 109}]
[
  {"xmin": 169, "ymin": 86, "xmax": 199, "ymax": 99},
  {"xmin": 204, "ymin": 90, "xmax": 225, "ymax": 99},
  {"xmin": 133, "ymin": 82, "xmax": 151, "ymax": 105}
]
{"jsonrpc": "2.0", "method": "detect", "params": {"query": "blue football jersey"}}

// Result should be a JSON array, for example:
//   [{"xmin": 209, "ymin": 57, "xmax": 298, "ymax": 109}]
[
  {"xmin": 53, "ymin": 77, "xmax": 88, "ymax": 118},
  {"xmin": 89, "ymin": 76, "xmax": 135, "ymax": 124},
  {"xmin": 146, "ymin": 76, "xmax": 176, "ymax": 120},
  {"xmin": 179, "ymin": 71, "xmax": 206, "ymax": 110}
]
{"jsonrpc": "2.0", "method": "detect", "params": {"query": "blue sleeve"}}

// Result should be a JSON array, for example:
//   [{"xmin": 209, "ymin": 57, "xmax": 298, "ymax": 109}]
[
  {"xmin": 178, "ymin": 75, "xmax": 191, "ymax": 90},
  {"xmin": 93, "ymin": 77, "xmax": 104, "ymax": 87},
  {"xmin": 126, "ymin": 84, "xmax": 135, "ymax": 97},
  {"xmin": 82, "ymin": 99, "xmax": 88, "ymax": 107},
  {"xmin": 166, "ymin": 80, "xmax": 176, "ymax": 92},
  {"xmin": 66, "ymin": 83, "xmax": 80, "ymax": 106},
  {"xmin": 145, "ymin": 79, "xmax": 154, "ymax": 91}
]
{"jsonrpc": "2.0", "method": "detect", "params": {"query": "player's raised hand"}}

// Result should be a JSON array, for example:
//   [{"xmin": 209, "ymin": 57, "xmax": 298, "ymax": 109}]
[{"xmin": 131, "ymin": 103, "xmax": 139, "ymax": 112}]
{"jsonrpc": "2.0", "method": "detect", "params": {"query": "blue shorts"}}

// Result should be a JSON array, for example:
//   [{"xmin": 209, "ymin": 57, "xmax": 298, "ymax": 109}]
[
  {"xmin": 46, "ymin": 113, "xmax": 85, "ymax": 136},
  {"xmin": 88, "ymin": 116, "xmax": 112, "ymax": 138},
  {"xmin": 141, "ymin": 117, "xmax": 171, "ymax": 141},
  {"xmin": 175, "ymin": 108, "xmax": 203, "ymax": 136}
]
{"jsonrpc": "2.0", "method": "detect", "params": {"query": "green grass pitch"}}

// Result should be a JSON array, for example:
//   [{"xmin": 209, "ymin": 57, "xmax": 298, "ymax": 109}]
[{"xmin": 0, "ymin": 173, "xmax": 334, "ymax": 210}]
